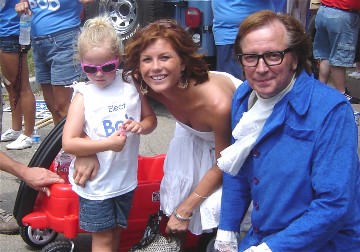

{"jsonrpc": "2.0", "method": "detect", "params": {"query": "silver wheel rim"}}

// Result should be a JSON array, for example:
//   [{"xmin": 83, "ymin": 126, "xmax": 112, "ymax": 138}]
[
  {"xmin": 27, "ymin": 226, "xmax": 56, "ymax": 245},
  {"xmin": 100, "ymin": 0, "xmax": 139, "ymax": 35}
]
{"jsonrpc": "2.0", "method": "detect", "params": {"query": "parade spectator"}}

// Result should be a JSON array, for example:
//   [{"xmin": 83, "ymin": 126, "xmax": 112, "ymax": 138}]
[
  {"xmin": 313, "ymin": 0, "xmax": 360, "ymax": 103},
  {"xmin": 0, "ymin": 0, "xmax": 36, "ymax": 150},
  {"xmin": 15, "ymin": 0, "xmax": 95, "ymax": 125},
  {"xmin": 215, "ymin": 10, "xmax": 360, "ymax": 251}
]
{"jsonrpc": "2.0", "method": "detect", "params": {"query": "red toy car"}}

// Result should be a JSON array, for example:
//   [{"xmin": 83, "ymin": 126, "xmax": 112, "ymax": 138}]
[{"xmin": 13, "ymin": 120, "xmax": 215, "ymax": 252}]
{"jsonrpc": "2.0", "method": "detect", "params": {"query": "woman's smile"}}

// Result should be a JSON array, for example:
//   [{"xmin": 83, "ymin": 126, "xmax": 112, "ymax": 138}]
[{"xmin": 151, "ymin": 74, "xmax": 167, "ymax": 81}]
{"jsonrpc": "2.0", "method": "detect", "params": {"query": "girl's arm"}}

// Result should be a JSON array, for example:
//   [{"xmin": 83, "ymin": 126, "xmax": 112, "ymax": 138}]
[
  {"xmin": 122, "ymin": 86, "xmax": 157, "ymax": 135},
  {"xmin": 62, "ymin": 93, "xmax": 127, "ymax": 156}
]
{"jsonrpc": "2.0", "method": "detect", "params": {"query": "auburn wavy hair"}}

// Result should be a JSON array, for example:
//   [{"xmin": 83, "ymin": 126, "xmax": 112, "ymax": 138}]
[{"xmin": 122, "ymin": 19, "xmax": 209, "ymax": 85}]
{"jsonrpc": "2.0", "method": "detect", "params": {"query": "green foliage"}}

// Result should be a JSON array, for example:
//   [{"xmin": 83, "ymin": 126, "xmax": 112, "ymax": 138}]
[{"xmin": 27, "ymin": 49, "xmax": 35, "ymax": 77}]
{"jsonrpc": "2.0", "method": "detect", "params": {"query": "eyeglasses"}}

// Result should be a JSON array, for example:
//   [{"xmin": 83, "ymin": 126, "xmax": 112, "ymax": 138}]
[
  {"xmin": 237, "ymin": 48, "xmax": 292, "ymax": 67},
  {"xmin": 81, "ymin": 59, "xmax": 119, "ymax": 74}
]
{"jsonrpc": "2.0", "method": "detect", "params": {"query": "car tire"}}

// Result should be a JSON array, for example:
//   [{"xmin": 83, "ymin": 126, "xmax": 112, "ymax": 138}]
[{"xmin": 84, "ymin": 0, "xmax": 164, "ymax": 43}]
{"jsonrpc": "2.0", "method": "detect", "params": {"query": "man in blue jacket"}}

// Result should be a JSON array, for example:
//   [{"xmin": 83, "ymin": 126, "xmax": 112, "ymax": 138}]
[{"xmin": 215, "ymin": 10, "xmax": 360, "ymax": 252}]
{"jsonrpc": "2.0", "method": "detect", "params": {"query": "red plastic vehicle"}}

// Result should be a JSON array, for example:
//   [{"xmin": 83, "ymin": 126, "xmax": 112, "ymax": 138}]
[{"xmin": 13, "ymin": 120, "xmax": 215, "ymax": 252}]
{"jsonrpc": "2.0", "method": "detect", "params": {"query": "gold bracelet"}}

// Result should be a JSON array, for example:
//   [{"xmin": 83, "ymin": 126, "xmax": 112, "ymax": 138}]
[
  {"xmin": 194, "ymin": 192, "xmax": 209, "ymax": 199},
  {"xmin": 173, "ymin": 207, "xmax": 192, "ymax": 221}
]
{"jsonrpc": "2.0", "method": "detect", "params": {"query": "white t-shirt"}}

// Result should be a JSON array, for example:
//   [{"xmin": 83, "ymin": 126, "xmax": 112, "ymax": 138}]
[{"xmin": 69, "ymin": 73, "xmax": 141, "ymax": 200}]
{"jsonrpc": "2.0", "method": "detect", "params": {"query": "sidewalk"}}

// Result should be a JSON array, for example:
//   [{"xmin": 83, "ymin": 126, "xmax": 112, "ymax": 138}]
[{"xmin": 345, "ymin": 67, "xmax": 360, "ymax": 99}]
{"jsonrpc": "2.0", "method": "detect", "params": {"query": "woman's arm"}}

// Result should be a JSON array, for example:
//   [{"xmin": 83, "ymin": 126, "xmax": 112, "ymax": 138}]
[
  {"xmin": 165, "ymin": 95, "xmax": 232, "ymax": 233},
  {"xmin": 138, "ymin": 90, "xmax": 157, "ymax": 134}
]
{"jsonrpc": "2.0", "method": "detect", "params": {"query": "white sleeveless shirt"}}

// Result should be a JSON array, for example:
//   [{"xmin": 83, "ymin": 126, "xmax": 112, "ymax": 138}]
[{"xmin": 69, "ymin": 73, "xmax": 141, "ymax": 200}]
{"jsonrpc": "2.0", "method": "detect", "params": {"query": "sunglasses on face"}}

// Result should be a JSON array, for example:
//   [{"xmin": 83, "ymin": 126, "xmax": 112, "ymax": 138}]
[{"xmin": 81, "ymin": 59, "xmax": 119, "ymax": 74}]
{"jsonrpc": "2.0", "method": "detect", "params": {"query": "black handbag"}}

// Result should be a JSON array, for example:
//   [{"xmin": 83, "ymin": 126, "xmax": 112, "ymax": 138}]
[{"xmin": 129, "ymin": 210, "xmax": 181, "ymax": 252}]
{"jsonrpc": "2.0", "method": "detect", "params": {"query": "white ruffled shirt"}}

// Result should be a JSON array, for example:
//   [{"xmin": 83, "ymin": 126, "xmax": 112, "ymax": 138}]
[{"xmin": 215, "ymin": 75, "xmax": 295, "ymax": 252}]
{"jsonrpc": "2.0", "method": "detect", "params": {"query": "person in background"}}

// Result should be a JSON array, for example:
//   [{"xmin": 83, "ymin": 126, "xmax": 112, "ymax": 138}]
[
  {"xmin": 15, "ymin": 0, "xmax": 95, "ymax": 125},
  {"xmin": 211, "ymin": 0, "xmax": 275, "ymax": 80},
  {"xmin": 313, "ymin": 0, "xmax": 360, "ymax": 103},
  {"xmin": 0, "ymin": 79, "xmax": 64, "ymax": 234},
  {"xmin": 0, "ymin": 0, "xmax": 36, "ymax": 150},
  {"xmin": 273, "ymin": 0, "xmax": 311, "ymax": 29},
  {"xmin": 62, "ymin": 16, "xmax": 157, "ymax": 251},
  {"xmin": 215, "ymin": 10, "xmax": 360, "ymax": 251}
]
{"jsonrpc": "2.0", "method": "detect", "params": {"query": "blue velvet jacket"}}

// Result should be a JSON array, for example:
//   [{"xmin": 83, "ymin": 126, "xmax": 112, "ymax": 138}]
[{"xmin": 219, "ymin": 70, "xmax": 360, "ymax": 251}]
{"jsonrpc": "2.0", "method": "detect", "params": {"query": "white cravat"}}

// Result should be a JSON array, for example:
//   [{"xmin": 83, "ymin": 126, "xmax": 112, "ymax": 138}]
[{"xmin": 217, "ymin": 75, "xmax": 296, "ymax": 176}]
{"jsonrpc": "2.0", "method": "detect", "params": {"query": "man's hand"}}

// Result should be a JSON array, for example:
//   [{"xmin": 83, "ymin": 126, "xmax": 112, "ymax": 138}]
[
  {"xmin": 73, "ymin": 155, "xmax": 100, "ymax": 187},
  {"xmin": 23, "ymin": 167, "xmax": 65, "ymax": 196}
]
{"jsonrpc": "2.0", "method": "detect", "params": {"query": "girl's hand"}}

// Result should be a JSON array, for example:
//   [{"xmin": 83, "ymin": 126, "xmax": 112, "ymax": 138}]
[
  {"xmin": 121, "ymin": 119, "xmax": 144, "ymax": 134},
  {"xmin": 73, "ymin": 155, "xmax": 100, "ymax": 187},
  {"xmin": 107, "ymin": 129, "xmax": 127, "ymax": 152},
  {"xmin": 15, "ymin": 1, "xmax": 32, "ymax": 15}
]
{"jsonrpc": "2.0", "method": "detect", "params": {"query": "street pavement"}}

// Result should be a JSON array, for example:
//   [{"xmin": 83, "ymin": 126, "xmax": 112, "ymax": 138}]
[{"xmin": 0, "ymin": 70, "xmax": 359, "ymax": 251}]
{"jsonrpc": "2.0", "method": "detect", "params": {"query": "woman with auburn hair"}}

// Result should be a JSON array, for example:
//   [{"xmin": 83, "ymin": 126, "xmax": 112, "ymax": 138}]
[{"xmin": 122, "ymin": 19, "xmax": 250, "ymax": 243}]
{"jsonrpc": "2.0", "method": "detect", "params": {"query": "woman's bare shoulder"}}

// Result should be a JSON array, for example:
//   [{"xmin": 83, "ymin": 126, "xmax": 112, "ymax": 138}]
[
  {"xmin": 195, "ymin": 72, "xmax": 236, "ymax": 115},
  {"xmin": 208, "ymin": 71, "xmax": 242, "ymax": 90},
  {"xmin": 202, "ymin": 72, "xmax": 239, "ymax": 102}
]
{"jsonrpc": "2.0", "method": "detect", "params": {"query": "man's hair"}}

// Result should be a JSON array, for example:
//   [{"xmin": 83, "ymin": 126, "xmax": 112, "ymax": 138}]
[{"xmin": 234, "ymin": 10, "xmax": 312, "ymax": 76}]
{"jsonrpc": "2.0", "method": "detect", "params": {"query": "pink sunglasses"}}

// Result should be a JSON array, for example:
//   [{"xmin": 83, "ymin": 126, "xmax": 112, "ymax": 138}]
[{"xmin": 81, "ymin": 59, "xmax": 119, "ymax": 74}]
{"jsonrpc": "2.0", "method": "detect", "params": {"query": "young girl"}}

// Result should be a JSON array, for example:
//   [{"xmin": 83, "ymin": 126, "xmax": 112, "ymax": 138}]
[{"xmin": 62, "ymin": 16, "xmax": 157, "ymax": 252}]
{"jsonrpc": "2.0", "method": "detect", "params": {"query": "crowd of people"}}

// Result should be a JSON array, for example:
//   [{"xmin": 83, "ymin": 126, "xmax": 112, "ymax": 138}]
[{"xmin": 1, "ymin": 0, "xmax": 359, "ymax": 251}]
